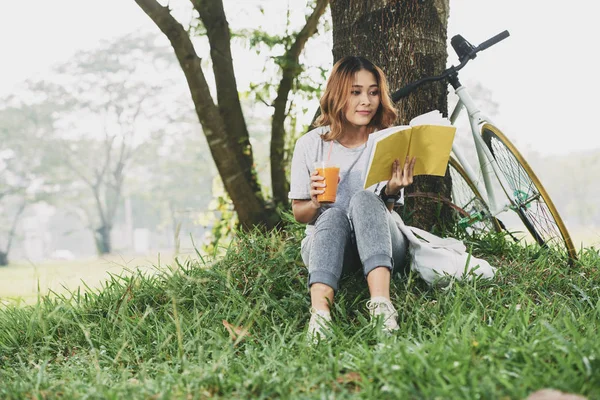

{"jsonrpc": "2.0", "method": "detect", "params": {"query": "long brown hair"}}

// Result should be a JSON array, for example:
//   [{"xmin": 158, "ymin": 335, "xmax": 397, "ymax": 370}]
[{"xmin": 315, "ymin": 56, "xmax": 397, "ymax": 141}]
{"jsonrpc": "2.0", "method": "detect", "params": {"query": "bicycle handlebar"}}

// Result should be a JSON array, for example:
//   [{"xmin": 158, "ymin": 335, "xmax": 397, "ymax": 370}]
[
  {"xmin": 477, "ymin": 30, "xmax": 509, "ymax": 52},
  {"xmin": 391, "ymin": 30, "xmax": 510, "ymax": 102}
]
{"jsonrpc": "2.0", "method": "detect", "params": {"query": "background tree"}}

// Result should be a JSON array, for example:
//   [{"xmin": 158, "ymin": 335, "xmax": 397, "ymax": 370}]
[
  {"xmin": 0, "ymin": 97, "xmax": 63, "ymax": 265},
  {"xmin": 42, "ymin": 33, "xmax": 179, "ymax": 254},
  {"xmin": 330, "ymin": 0, "xmax": 452, "ymax": 230},
  {"xmin": 134, "ymin": 0, "xmax": 329, "ymax": 230},
  {"xmin": 131, "ymin": 96, "xmax": 216, "ymax": 253},
  {"xmin": 0, "ymin": 30, "xmax": 219, "ymax": 261}
]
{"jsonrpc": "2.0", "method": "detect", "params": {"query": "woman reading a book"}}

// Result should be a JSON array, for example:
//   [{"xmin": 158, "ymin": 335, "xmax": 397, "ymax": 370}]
[{"xmin": 288, "ymin": 56, "xmax": 416, "ymax": 342}]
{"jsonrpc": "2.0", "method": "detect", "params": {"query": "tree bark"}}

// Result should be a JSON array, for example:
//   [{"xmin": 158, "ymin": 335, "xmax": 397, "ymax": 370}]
[
  {"xmin": 330, "ymin": 0, "xmax": 453, "ymax": 231},
  {"xmin": 135, "ymin": 0, "xmax": 277, "ymax": 230},
  {"xmin": 192, "ymin": 0, "xmax": 256, "ymax": 193}
]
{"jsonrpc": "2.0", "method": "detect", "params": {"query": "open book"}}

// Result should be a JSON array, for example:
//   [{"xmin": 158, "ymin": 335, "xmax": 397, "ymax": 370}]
[{"xmin": 362, "ymin": 110, "xmax": 456, "ymax": 188}]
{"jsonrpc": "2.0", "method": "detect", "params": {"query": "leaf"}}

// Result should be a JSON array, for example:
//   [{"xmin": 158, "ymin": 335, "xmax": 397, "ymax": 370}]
[
  {"xmin": 222, "ymin": 320, "xmax": 250, "ymax": 343},
  {"xmin": 335, "ymin": 372, "xmax": 362, "ymax": 392}
]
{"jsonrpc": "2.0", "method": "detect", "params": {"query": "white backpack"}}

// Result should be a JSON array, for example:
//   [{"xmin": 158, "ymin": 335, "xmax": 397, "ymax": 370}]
[{"xmin": 391, "ymin": 212, "xmax": 497, "ymax": 287}]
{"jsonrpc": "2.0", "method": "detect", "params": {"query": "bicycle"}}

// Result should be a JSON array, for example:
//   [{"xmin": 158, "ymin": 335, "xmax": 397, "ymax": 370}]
[{"xmin": 391, "ymin": 30, "xmax": 578, "ymax": 264}]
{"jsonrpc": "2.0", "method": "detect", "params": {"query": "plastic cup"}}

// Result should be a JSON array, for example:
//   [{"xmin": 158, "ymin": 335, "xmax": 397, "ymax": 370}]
[{"xmin": 314, "ymin": 161, "xmax": 340, "ymax": 204}]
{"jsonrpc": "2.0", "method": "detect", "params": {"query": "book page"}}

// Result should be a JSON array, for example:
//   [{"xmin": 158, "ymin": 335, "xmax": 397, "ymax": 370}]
[
  {"xmin": 407, "ymin": 125, "xmax": 456, "ymax": 176},
  {"xmin": 363, "ymin": 126, "xmax": 405, "ymax": 180},
  {"xmin": 363, "ymin": 127, "xmax": 411, "ymax": 188}
]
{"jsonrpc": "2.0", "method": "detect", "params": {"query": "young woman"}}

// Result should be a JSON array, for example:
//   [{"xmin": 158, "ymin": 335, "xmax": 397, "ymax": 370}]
[{"xmin": 288, "ymin": 56, "xmax": 416, "ymax": 341}]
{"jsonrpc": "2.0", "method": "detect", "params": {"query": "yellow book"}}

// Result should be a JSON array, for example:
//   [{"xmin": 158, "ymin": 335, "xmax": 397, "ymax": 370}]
[{"xmin": 362, "ymin": 110, "xmax": 456, "ymax": 189}]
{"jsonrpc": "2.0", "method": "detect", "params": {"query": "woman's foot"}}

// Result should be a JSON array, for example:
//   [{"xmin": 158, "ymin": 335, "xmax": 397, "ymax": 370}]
[
  {"xmin": 307, "ymin": 308, "xmax": 332, "ymax": 344},
  {"xmin": 366, "ymin": 296, "xmax": 399, "ymax": 334}
]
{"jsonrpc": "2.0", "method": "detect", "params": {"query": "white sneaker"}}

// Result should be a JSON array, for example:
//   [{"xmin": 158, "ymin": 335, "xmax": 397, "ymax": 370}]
[
  {"xmin": 307, "ymin": 308, "xmax": 332, "ymax": 344},
  {"xmin": 366, "ymin": 297, "xmax": 399, "ymax": 334}
]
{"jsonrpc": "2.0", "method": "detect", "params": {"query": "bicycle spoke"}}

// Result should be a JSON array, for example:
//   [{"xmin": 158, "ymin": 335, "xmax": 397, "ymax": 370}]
[
  {"xmin": 448, "ymin": 158, "xmax": 500, "ymax": 234},
  {"xmin": 482, "ymin": 125, "xmax": 576, "ymax": 262}
]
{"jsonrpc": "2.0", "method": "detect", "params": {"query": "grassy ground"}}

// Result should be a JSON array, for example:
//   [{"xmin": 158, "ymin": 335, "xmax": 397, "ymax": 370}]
[
  {"xmin": 0, "ymin": 251, "xmax": 194, "ymax": 306},
  {"xmin": 0, "ymin": 225, "xmax": 598, "ymax": 399}
]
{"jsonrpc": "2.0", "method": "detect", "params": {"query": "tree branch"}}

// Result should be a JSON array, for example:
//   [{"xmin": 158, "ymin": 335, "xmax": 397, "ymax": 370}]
[
  {"xmin": 91, "ymin": 184, "xmax": 108, "ymax": 229},
  {"xmin": 271, "ymin": 0, "xmax": 330, "ymax": 206},
  {"xmin": 61, "ymin": 145, "xmax": 96, "ymax": 188},
  {"xmin": 4, "ymin": 200, "xmax": 26, "ymax": 254},
  {"xmin": 60, "ymin": 147, "xmax": 108, "ymax": 229},
  {"xmin": 134, "ymin": 0, "xmax": 273, "ymax": 229},
  {"xmin": 0, "ymin": 187, "xmax": 22, "ymax": 201},
  {"xmin": 98, "ymin": 129, "xmax": 115, "ymax": 189},
  {"xmin": 119, "ymin": 98, "xmax": 145, "ymax": 170},
  {"xmin": 135, "ymin": 0, "xmax": 229, "ymax": 154},
  {"xmin": 192, "ymin": 0, "xmax": 255, "ymax": 173},
  {"xmin": 67, "ymin": 205, "xmax": 94, "ymax": 232}
]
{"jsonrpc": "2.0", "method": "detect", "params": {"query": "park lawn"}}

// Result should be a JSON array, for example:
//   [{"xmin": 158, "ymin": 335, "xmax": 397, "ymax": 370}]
[
  {"xmin": 0, "ymin": 227, "xmax": 598, "ymax": 399},
  {"xmin": 0, "ymin": 251, "xmax": 193, "ymax": 306}
]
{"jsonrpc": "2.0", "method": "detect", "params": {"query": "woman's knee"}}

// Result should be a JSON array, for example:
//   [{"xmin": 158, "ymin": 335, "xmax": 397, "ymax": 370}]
[
  {"xmin": 315, "ymin": 207, "xmax": 351, "ymax": 230},
  {"xmin": 348, "ymin": 190, "xmax": 388, "ymax": 226},
  {"xmin": 311, "ymin": 207, "xmax": 351, "ymax": 257},
  {"xmin": 349, "ymin": 190, "xmax": 383, "ymax": 213}
]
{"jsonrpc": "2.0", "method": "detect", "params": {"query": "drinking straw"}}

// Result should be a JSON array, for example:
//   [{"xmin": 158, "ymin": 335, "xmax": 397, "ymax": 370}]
[{"xmin": 326, "ymin": 140, "xmax": 333, "ymax": 163}]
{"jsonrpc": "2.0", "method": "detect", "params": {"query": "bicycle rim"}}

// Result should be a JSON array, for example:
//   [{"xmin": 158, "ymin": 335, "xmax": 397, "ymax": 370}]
[
  {"xmin": 481, "ymin": 124, "xmax": 577, "ymax": 262},
  {"xmin": 448, "ymin": 157, "xmax": 502, "ymax": 234}
]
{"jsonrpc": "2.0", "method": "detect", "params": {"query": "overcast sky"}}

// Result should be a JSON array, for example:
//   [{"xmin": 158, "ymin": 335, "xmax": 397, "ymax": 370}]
[{"xmin": 1, "ymin": 0, "xmax": 599, "ymax": 156}]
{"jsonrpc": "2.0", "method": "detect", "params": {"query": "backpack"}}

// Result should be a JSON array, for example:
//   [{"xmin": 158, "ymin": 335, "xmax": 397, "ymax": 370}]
[{"xmin": 391, "ymin": 212, "xmax": 497, "ymax": 287}]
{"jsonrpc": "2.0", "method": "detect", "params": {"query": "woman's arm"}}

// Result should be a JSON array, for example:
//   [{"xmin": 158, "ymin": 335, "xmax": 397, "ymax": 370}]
[
  {"xmin": 292, "ymin": 199, "xmax": 320, "ymax": 224},
  {"xmin": 292, "ymin": 170, "xmax": 326, "ymax": 223}
]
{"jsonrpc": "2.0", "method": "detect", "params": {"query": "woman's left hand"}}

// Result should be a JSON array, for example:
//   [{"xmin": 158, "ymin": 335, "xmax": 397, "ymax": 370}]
[{"xmin": 386, "ymin": 156, "xmax": 416, "ymax": 195}]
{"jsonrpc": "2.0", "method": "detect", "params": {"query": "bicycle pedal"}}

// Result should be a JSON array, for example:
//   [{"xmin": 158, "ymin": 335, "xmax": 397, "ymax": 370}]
[{"xmin": 458, "ymin": 213, "xmax": 483, "ymax": 228}]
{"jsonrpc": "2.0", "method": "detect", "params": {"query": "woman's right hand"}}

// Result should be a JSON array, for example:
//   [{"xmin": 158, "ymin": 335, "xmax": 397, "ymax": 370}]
[{"xmin": 309, "ymin": 169, "xmax": 326, "ymax": 208}]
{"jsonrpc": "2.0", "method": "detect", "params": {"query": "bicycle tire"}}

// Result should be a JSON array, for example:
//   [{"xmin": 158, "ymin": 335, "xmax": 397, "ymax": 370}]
[
  {"xmin": 481, "ymin": 123, "xmax": 577, "ymax": 262},
  {"xmin": 448, "ymin": 157, "xmax": 503, "ymax": 234}
]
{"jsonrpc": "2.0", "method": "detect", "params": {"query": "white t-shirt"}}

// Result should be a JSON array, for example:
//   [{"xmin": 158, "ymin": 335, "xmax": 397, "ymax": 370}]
[{"xmin": 288, "ymin": 125, "xmax": 382, "ymax": 237}]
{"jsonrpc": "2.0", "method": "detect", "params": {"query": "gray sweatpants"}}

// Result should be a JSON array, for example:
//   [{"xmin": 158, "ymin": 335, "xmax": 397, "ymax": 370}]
[{"xmin": 301, "ymin": 190, "xmax": 409, "ymax": 292}]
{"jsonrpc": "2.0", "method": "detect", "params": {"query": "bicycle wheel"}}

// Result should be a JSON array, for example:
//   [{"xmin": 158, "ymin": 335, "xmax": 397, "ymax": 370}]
[
  {"xmin": 481, "ymin": 123, "xmax": 577, "ymax": 262},
  {"xmin": 448, "ymin": 157, "xmax": 502, "ymax": 234}
]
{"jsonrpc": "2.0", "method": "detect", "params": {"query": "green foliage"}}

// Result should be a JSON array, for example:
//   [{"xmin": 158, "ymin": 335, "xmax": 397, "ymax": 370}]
[
  {"xmin": 197, "ymin": 177, "xmax": 238, "ymax": 256},
  {"xmin": 0, "ymin": 95, "xmax": 68, "ymax": 261},
  {"xmin": 0, "ymin": 230, "xmax": 599, "ymax": 399},
  {"xmin": 232, "ymin": 2, "xmax": 332, "ymax": 204},
  {"xmin": 245, "ymin": 30, "xmax": 292, "ymax": 50},
  {"xmin": 0, "ymin": 30, "xmax": 210, "ymax": 257}
]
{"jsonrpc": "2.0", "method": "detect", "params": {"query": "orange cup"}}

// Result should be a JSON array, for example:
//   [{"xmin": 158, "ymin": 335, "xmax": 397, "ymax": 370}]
[{"xmin": 314, "ymin": 162, "xmax": 340, "ymax": 204}]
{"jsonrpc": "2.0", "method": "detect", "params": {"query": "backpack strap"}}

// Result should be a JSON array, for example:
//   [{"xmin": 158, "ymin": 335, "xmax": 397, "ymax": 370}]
[
  {"xmin": 391, "ymin": 212, "xmax": 466, "ymax": 253},
  {"xmin": 407, "ymin": 226, "xmax": 466, "ymax": 253}
]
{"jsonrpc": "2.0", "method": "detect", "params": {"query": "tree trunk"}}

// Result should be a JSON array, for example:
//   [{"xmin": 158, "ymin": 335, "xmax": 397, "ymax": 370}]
[
  {"xmin": 270, "ymin": 0, "xmax": 330, "ymax": 208},
  {"xmin": 135, "ymin": 0, "xmax": 278, "ymax": 230},
  {"xmin": 95, "ymin": 225, "xmax": 112, "ymax": 255},
  {"xmin": 0, "ymin": 200, "xmax": 27, "ymax": 266},
  {"xmin": 330, "ymin": 0, "xmax": 453, "ymax": 231}
]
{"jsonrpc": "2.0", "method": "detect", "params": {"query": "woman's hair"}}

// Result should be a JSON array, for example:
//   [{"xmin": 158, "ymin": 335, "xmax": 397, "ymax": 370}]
[{"xmin": 315, "ymin": 56, "xmax": 397, "ymax": 141}]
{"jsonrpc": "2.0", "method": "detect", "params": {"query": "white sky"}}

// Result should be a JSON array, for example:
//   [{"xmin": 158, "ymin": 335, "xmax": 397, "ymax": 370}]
[
  {"xmin": 1, "ymin": 0, "xmax": 600, "ymax": 156},
  {"xmin": 447, "ymin": 1, "xmax": 600, "ymax": 156}
]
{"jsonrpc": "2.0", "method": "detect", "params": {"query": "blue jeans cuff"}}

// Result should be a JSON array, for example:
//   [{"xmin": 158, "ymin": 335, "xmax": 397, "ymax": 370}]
[
  {"xmin": 363, "ymin": 254, "xmax": 393, "ymax": 277},
  {"xmin": 308, "ymin": 270, "xmax": 340, "ymax": 292}
]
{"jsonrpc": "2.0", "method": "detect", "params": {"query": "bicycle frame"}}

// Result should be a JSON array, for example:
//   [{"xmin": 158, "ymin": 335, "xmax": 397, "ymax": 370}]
[
  {"xmin": 449, "ymin": 84, "xmax": 514, "ymax": 218},
  {"xmin": 390, "ymin": 30, "xmax": 577, "ymax": 261}
]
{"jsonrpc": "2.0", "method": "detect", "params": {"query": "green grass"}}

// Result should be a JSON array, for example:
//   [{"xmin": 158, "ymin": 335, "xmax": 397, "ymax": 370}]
[
  {"xmin": 0, "ymin": 225, "xmax": 599, "ymax": 399},
  {"xmin": 0, "ymin": 252, "xmax": 181, "ymax": 306}
]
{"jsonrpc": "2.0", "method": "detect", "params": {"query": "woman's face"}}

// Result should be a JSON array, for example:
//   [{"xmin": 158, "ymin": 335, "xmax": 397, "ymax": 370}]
[{"xmin": 343, "ymin": 69, "xmax": 380, "ymax": 128}]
